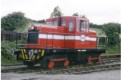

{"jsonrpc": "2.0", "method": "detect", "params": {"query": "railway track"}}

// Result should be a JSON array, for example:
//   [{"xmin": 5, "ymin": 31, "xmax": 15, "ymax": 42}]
[
  {"xmin": 40, "ymin": 62, "xmax": 120, "ymax": 74},
  {"xmin": 2, "ymin": 62, "xmax": 120, "ymax": 74},
  {"xmin": 1, "ymin": 54, "xmax": 120, "ymax": 74}
]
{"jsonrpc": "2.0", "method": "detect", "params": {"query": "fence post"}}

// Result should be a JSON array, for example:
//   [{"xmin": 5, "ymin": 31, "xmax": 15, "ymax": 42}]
[{"xmin": 16, "ymin": 33, "xmax": 17, "ymax": 48}]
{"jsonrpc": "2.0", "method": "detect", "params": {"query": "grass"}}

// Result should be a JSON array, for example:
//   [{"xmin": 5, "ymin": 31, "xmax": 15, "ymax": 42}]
[
  {"xmin": 105, "ymin": 44, "xmax": 120, "ymax": 54},
  {"xmin": 1, "ymin": 55, "xmax": 21, "ymax": 65}
]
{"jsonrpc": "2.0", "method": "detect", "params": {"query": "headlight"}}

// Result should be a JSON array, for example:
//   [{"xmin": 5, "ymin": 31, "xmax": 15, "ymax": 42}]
[
  {"xmin": 30, "ymin": 24, "xmax": 35, "ymax": 30},
  {"xmin": 31, "ymin": 26, "xmax": 34, "ymax": 30}
]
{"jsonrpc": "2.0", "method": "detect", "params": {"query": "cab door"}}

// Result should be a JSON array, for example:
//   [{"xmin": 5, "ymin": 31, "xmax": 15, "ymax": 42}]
[
  {"xmin": 75, "ymin": 19, "xmax": 89, "ymax": 48},
  {"xmin": 65, "ymin": 18, "xmax": 76, "ymax": 48},
  {"xmin": 57, "ymin": 17, "xmax": 66, "ymax": 48},
  {"xmin": 58, "ymin": 17, "xmax": 65, "ymax": 33}
]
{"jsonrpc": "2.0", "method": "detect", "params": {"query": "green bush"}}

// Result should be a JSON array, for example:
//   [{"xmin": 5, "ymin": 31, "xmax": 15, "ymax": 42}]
[
  {"xmin": 1, "ymin": 41, "xmax": 18, "ymax": 65},
  {"xmin": 102, "ymin": 23, "xmax": 120, "ymax": 46},
  {"xmin": 1, "ymin": 12, "xmax": 29, "ymax": 31}
]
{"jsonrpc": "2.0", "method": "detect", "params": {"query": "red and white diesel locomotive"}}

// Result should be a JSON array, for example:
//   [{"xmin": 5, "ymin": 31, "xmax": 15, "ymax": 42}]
[{"xmin": 14, "ymin": 16, "xmax": 105, "ymax": 69}]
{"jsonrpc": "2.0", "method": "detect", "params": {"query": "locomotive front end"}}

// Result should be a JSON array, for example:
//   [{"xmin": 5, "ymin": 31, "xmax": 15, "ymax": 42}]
[{"xmin": 14, "ymin": 25, "xmax": 45, "ymax": 67}]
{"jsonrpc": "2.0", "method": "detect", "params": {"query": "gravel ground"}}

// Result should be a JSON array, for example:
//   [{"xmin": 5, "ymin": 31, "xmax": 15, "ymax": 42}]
[{"xmin": 1, "ymin": 69, "xmax": 121, "ymax": 80}]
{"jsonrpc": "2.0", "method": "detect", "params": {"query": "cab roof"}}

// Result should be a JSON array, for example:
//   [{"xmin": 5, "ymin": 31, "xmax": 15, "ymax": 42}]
[{"xmin": 46, "ymin": 16, "xmax": 89, "ymax": 22}]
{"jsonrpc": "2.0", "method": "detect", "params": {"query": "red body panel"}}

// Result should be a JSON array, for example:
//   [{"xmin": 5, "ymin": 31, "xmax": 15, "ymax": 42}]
[{"xmin": 26, "ymin": 16, "xmax": 97, "ymax": 49}]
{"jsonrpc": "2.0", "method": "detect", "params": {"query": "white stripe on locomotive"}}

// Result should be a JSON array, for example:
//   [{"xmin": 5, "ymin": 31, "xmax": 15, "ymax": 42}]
[{"xmin": 38, "ymin": 34, "xmax": 96, "ymax": 41}]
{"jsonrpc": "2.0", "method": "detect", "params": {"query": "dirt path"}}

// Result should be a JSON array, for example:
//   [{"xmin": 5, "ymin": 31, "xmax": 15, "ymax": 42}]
[{"xmin": 1, "ymin": 69, "xmax": 120, "ymax": 80}]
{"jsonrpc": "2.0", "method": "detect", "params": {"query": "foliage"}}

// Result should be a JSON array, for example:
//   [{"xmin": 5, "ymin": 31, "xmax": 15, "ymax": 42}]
[
  {"xmin": 90, "ymin": 27, "xmax": 105, "ymax": 36},
  {"xmin": 37, "ymin": 19, "xmax": 46, "ymax": 23},
  {"xmin": 1, "ymin": 12, "xmax": 29, "ymax": 31},
  {"xmin": 90, "ymin": 23, "xmax": 102, "ymax": 29},
  {"xmin": 50, "ymin": 6, "xmax": 63, "ymax": 18},
  {"xmin": 102, "ymin": 23, "xmax": 121, "ymax": 46},
  {"xmin": 1, "ymin": 41, "xmax": 16, "ymax": 58},
  {"xmin": 73, "ymin": 12, "xmax": 79, "ymax": 17},
  {"xmin": 28, "ymin": 18, "xmax": 45, "ymax": 24},
  {"xmin": 1, "ymin": 41, "xmax": 18, "ymax": 65}
]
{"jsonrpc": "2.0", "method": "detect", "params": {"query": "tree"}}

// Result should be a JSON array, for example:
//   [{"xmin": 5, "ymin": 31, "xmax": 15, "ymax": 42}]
[
  {"xmin": 90, "ymin": 23, "xmax": 102, "ymax": 29},
  {"xmin": 50, "ymin": 6, "xmax": 63, "ymax": 18},
  {"xmin": 37, "ymin": 19, "xmax": 45, "ymax": 23},
  {"xmin": 1, "ymin": 12, "xmax": 28, "ymax": 31},
  {"xmin": 72, "ymin": 13, "xmax": 87, "ymax": 18},
  {"xmin": 80, "ymin": 15, "xmax": 87, "ymax": 18},
  {"xmin": 102, "ymin": 23, "xmax": 120, "ymax": 46},
  {"xmin": 73, "ymin": 12, "xmax": 79, "ymax": 17}
]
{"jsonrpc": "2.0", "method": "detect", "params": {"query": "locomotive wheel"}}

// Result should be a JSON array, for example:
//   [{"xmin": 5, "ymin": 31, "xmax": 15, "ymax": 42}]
[
  {"xmin": 48, "ymin": 61, "xmax": 54, "ymax": 69},
  {"xmin": 41, "ymin": 56, "xmax": 70, "ymax": 69},
  {"xmin": 41, "ymin": 57, "xmax": 49, "ymax": 68},
  {"xmin": 41, "ymin": 59, "xmax": 55, "ymax": 69},
  {"xmin": 64, "ymin": 60, "xmax": 69, "ymax": 67}
]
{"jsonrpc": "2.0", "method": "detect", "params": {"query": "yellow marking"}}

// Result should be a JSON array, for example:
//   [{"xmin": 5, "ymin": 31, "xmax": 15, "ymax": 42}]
[
  {"xmin": 23, "ymin": 49, "xmax": 26, "ymax": 59},
  {"xmin": 41, "ymin": 50, "xmax": 45, "ymax": 56},
  {"xmin": 24, "ymin": 49, "xmax": 26, "ymax": 53},
  {"xmin": 25, "ymin": 54, "xmax": 28, "ymax": 59},
  {"xmin": 18, "ymin": 49, "xmax": 22, "ymax": 58},
  {"xmin": 20, "ymin": 53, "xmax": 22, "ymax": 58},
  {"xmin": 29, "ymin": 56, "xmax": 32, "ymax": 60},
  {"xmin": 39, "ymin": 50, "xmax": 41, "ymax": 52},
  {"xmin": 31, "ymin": 56, "xmax": 34, "ymax": 60},
  {"xmin": 37, "ymin": 55, "xmax": 40, "ymax": 59},
  {"xmin": 32, "ymin": 55, "xmax": 35, "ymax": 60},
  {"xmin": 21, "ymin": 49, "xmax": 25, "ymax": 59},
  {"xmin": 23, "ymin": 49, "xmax": 27, "ymax": 59}
]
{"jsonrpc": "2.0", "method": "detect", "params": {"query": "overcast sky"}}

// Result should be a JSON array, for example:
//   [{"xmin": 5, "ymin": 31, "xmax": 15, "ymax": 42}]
[{"xmin": 1, "ymin": 0, "xmax": 121, "ymax": 24}]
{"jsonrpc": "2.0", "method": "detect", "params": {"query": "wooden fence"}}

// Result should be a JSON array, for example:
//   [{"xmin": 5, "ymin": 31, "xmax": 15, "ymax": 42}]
[{"xmin": 1, "ymin": 31, "xmax": 24, "ymax": 42}]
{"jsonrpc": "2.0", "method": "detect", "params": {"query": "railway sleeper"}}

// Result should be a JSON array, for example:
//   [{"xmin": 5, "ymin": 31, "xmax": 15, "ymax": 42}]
[{"xmin": 88, "ymin": 56, "xmax": 99, "ymax": 64}]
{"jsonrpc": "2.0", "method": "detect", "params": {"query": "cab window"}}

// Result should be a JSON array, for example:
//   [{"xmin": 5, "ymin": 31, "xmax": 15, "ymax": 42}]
[
  {"xmin": 47, "ymin": 21, "xmax": 53, "ymax": 25},
  {"xmin": 80, "ymin": 21, "xmax": 85, "ymax": 31},
  {"xmin": 62, "ymin": 20, "xmax": 66, "ymax": 26},
  {"xmin": 47, "ymin": 22, "xmax": 49, "ymax": 25},
  {"xmin": 69, "ymin": 20, "xmax": 74, "ymax": 31},
  {"xmin": 80, "ymin": 21, "xmax": 87, "ymax": 31},
  {"xmin": 53, "ymin": 20, "xmax": 58, "ymax": 26}
]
